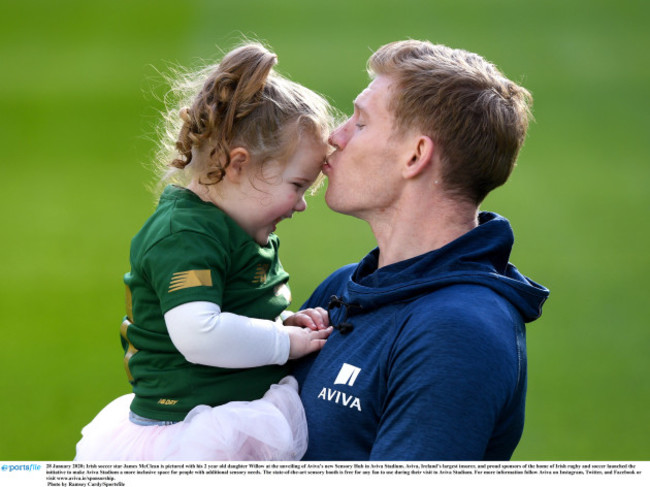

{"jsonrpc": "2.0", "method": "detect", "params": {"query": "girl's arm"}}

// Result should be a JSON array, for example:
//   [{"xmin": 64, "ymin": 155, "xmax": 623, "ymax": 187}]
[{"xmin": 165, "ymin": 301, "xmax": 330, "ymax": 368}]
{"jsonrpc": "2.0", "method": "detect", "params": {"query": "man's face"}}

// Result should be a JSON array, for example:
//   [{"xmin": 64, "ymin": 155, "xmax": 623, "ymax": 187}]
[{"xmin": 323, "ymin": 75, "xmax": 410, "ymax": 220}]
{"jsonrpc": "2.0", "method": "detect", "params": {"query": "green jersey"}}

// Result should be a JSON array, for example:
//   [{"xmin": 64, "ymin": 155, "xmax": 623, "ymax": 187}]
[{"xmin": 122, "ymin": 185, "xmax": 291, "ymax": 422}]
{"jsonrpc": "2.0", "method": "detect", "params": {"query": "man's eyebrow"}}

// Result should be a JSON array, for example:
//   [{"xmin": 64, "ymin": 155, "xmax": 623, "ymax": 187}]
[{"xmin": 353, "ymin": 101, "xmax": 367, "ymax": 117}]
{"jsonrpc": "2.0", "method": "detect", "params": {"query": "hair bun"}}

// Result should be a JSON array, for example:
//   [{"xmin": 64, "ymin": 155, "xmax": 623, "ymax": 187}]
[{"xmin": 212, "ymin": 44, "xmax": 277, "ymax": 111}]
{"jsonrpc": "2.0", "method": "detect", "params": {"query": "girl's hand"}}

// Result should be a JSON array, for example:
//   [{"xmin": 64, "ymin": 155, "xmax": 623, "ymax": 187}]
[
  {"xmin": 286, "ymin": 325, "xmax": 333, "ymax": 360},
  {"xmin": 283, "ymin": 307, "xmax": 329, "ymax": 330}
]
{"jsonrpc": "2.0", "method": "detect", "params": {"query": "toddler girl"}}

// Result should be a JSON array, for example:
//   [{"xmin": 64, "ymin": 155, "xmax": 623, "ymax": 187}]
[{"xmin": 75, "ymin": 42, "xmax": 334, "ymax": 461}]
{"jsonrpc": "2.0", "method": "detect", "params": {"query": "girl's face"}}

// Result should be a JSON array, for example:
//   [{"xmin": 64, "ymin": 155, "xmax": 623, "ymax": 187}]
[{"xmin": 237, "ymin": 135, "xmax": 328, "ymax": 246}]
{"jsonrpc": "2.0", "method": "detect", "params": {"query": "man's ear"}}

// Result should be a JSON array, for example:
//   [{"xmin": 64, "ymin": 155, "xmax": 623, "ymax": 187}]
[
  {"xmin": 224, "ymin": 147, "xmax": 251, "ymax": 183},
  {"xmin": 402, "ymin": 135, "xmax": 434, "ymax": 179}
]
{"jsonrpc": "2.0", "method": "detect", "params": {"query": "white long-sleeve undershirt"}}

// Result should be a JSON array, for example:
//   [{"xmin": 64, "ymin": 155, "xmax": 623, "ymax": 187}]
[{"xmin": 165, "ymin": 301, "xmax": 290, "ymax": 368}]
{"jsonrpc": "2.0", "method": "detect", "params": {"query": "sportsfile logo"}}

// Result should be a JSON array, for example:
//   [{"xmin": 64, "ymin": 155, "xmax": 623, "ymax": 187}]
[
  {"xmin": 317, "ymin": 363, "xmax": 362, "ymax": 412},
  {"xmin": 1, "ymin": 464, "xmax": 41, "ymax": 472}
]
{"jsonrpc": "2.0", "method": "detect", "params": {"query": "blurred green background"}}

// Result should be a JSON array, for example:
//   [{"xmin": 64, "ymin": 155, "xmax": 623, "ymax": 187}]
[{"xmin": 1, "ymin": 0, "xmax": 648, "ymax": 461}]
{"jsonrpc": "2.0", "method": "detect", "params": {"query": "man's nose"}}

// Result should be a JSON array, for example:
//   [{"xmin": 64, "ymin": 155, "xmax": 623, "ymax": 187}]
[{"xmin": 328, "ymin": 121, "xmax": 350, "ymax": 151}]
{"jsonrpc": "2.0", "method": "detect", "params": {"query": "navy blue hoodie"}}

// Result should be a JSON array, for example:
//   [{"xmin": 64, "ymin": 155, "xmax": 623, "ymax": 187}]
[{"xmin": 294, "ymin": 212, "xmax": 549, "ymax": 460}]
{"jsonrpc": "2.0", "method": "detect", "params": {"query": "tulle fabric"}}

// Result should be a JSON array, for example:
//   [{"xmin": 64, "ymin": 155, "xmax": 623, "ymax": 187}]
[{"xmin": 75, "ymin": 376, "xmax": 308, "ymax": 461}]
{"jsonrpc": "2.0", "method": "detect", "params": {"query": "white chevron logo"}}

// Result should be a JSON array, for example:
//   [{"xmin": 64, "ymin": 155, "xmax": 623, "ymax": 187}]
[{"xmin": 334, "ymin": 363, "xmax": 361, "ymax": 387}]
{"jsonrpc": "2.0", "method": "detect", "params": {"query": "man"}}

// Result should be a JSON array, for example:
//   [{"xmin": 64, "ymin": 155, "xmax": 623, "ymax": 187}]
[{"xmin": 294, "ymin": 40, "xmax": 549, "ymax": 460}]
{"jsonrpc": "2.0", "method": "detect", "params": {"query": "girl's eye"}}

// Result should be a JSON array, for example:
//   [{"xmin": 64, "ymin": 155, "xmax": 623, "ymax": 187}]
[{"xmin": 355, "ymin": 123, "xmax": 365, "ymax": 129}]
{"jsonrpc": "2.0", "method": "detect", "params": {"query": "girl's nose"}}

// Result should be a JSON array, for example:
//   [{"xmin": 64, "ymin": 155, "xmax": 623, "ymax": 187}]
[{"xmin": 294, "ymin": 195, "xmax": 307, "ymax": 213}]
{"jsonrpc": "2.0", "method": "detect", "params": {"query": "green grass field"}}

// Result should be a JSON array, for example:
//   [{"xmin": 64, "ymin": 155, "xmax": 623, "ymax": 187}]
[{"xmin": 1, "ymin": 0, "xmax": 648, "ymax": 460}]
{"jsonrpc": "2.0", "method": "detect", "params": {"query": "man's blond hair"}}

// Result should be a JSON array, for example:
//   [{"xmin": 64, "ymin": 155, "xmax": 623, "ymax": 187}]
[{"xmin": 368, "ymin": 40, "xmax": 532, "ymax": 204}]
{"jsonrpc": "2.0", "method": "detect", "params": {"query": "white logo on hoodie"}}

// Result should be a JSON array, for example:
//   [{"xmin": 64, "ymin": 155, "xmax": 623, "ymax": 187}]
[
  {"xmin": 334, "ymin": 363, "xmax": 361, "ymax": 386},
  {"xmin": 317, "ymin": 363, "xmax": 363, "ymax": 412}
]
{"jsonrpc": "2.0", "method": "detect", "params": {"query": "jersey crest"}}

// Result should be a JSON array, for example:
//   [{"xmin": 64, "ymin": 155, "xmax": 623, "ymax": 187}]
[{"xmin": 252, "ymin": 264, "xmax": 269, "ymax": 284}]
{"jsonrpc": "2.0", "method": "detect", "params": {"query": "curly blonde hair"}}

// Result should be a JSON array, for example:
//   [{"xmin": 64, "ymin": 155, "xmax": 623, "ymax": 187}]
[{"xmin": 154, "ymin": 42, "xmax": 334, "ymax": 191}]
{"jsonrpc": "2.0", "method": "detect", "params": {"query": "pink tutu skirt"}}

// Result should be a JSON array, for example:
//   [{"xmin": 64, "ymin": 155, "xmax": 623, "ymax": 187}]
[{"xmin": 75, "ymin": 376, "xmax": 307, "ymax": 461}]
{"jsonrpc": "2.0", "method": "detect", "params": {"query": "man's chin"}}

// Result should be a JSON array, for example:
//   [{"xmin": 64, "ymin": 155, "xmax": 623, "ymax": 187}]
[
  {"xmin": 325, "ymin": 193, "xmax": 356, "ymax": 217},
  {"xmin": 324, "ymin": 190, "xmax": 342, "ymax": 212}
]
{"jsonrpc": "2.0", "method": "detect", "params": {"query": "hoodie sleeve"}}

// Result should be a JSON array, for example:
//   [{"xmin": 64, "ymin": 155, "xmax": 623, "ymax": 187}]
[{"xmin": 370, "ymin": 286, "xmax": 524, "ymax": 460}]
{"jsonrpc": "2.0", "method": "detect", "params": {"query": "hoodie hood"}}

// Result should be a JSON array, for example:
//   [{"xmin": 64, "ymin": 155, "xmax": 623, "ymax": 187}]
[{"xmin": 345, "ymin": 212, "xmax": 549, "ymax": 323}]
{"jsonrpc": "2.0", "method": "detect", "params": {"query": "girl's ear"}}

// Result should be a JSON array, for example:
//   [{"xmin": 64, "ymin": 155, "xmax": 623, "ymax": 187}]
[
  {"xmin": 402, "ymin": 135, "xmax": 434, "ymax": 179},
  {"xmin": 224, "ymin": 147, "xmax": 251, "ymax": 183}
]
